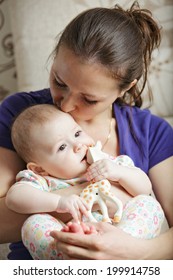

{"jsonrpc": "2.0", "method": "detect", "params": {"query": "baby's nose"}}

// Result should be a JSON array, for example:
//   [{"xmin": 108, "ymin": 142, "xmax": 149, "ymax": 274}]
[{"xmin": 74, "ymin": 143, "xmax": 84, "ymax": 153}]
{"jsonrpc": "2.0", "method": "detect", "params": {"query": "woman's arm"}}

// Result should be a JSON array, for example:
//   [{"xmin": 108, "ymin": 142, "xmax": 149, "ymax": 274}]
[
  {"xmin": 86, "ymin": 159, "xmax": 152, "ymax": 196},
  {"xmin": 149, "ymin": 156, "xmax": 173, "ymax": 227},
  {"xmin": 0, "ymin": 147, "xmax": 25, "ymax": 198},
  {"xmin": 0, "ymin": 147, "xmax": 29, "ymax": 243}
]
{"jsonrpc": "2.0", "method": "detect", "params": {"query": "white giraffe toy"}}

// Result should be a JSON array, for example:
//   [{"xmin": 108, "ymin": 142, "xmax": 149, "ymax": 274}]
[{"xmin": 80, "ymin": 141, "xmax": 134, "ymax": 224}]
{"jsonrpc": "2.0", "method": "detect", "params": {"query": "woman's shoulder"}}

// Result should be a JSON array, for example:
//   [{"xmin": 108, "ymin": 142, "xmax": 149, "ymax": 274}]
[
  {"xmin": 114, "ymin": 103, "xmax": 172, "ymax": 129},
  {"xmin": 1, "ymin": 88, "xmax": 52, "ymax": 113},
  {"xmin": 132, "ymin": 106, "xmax": 173, "ymax": 132},
  {"xmin": 0, "ymin": 88, "xmax": 53, "ymax": 150},
  {"xmin": 115, "ymin": 103, "xmax": 173, "ymax": 170}
]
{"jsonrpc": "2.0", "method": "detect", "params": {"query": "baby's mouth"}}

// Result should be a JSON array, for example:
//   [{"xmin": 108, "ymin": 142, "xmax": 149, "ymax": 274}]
[{"xmin": 81, "ymin": 155, "xmax": 87, "ymax": 162}]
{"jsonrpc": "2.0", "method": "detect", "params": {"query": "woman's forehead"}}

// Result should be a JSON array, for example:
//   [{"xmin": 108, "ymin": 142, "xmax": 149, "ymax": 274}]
[{"xmin": 53, "ymin": 50, "xmax": 118, "ymax": 93}]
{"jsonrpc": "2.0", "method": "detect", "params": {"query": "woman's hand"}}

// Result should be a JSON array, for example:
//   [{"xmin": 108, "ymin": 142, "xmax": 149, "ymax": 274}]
[{"xmin": 50, "ymin": 222, "xmax": 147, "ymax": 260}]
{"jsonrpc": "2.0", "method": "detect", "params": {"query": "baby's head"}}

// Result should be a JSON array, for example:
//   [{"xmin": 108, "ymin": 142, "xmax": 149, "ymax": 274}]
[{"xmin": 11, "ymin": 104, "xmax": 94, "ymax": 179}]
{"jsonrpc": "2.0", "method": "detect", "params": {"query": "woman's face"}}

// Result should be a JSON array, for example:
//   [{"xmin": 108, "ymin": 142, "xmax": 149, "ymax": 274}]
[{"xmin": 49, "ymin": 47, "xmax": 123, "ymax": 122}]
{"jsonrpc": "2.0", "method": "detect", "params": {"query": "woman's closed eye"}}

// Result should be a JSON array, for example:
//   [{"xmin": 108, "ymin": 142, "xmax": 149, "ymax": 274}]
[
  {"xmin": 54, "ymin": 79, "xmax": 67, "ymax": 88},
  {"xmin": 53, "ymin": 78, "xmax": 68, "ymax": 89},
  {"xmin": 83, "ymin": 97, "xmax": 98, "ymax": 105}
]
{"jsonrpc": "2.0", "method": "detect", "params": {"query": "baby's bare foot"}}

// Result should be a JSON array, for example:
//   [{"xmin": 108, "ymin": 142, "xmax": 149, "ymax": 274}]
[
  {"xmin": 61, "ymin": 222, "xmax": 84, "ymax": 234},
  {"xmin": 61, "ymin": 222, "xmax": 97, "ymax": 235}
]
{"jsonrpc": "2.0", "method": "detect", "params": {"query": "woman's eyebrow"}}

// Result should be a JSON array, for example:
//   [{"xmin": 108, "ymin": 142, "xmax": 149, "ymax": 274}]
[{"xmin": 81, "ymin": 92, "xmax": 97, "ymax": 99}]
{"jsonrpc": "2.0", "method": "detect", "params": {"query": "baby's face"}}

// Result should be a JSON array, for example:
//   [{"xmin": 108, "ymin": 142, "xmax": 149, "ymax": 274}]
[{"xmin": 32, "ymin": 112, "xmax": 94, "ymax": 179}]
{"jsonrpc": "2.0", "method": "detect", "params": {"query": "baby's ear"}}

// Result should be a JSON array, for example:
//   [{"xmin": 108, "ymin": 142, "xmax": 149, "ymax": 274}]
[{"xmin": 27, "ymin": 162, "xmax": 49, "ymax": 176}]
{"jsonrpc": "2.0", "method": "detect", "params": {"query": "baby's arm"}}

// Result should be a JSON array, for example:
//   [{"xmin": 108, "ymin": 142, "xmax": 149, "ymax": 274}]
[
  {"xmin": 86, "ymin": 159, "xmax": 152, "ymax": 197},
  {"xmin": 6, "ymin": 182, "xmax": 62, "ymax": 213},
  {"xmin": 6, "ymin": 182, "xmax": 89, "ymax": 222}
]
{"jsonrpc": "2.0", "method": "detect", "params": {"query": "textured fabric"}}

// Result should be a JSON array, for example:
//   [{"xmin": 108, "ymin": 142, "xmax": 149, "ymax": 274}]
[
  {"xmin": 0, "ymin": 89, "xmax": 52, "ymax": 150},
  {"xmin": 14, "ymin": 169, "xmax": 86, "ymax": 192},
  {"xmin": 118, "ymin": 195, "xmax": 164, "ymax": 239},
  {"xmin": 88, "ymin": 195, "xmax": 164, "ymax": 238},
  {"xmin": 0, "ymin": 89, "xmax": 172, "ymax": 259},
  {"xmin": 114, "ymin": 103, "xmax": 173, "ymax": 173},
  {"xmin": 22, "ymin": 214, "xmax": 65, "ymax": 260},
  {"xmin": 21, "ymin": 195, "xmax": 164, "ymax": 260},
  {"xmin": 8, "ymin": 242, "xmax": 32, "ymax": 260}
]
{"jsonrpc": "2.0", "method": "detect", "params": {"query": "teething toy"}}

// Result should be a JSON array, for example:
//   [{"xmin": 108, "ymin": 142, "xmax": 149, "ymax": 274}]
[
  {"xmin": 80, "ymin": 141, "xmax": 125, "ymax": 223},
  {"xmin": 80, "ymin": 179, "xmax": 123, "ymax": 223}
]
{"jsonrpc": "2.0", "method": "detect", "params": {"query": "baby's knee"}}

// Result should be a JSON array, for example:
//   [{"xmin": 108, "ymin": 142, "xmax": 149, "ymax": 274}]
[{"xmin": 21, "ymin": 213, "xmax": 64, "ymax": 259}]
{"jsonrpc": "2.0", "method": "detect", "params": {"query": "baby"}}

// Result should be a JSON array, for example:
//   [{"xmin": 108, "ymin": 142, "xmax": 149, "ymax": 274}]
[
  {"xmin": 6, "ymin": 104, "xmax": 94, "ymax": 221},
  {"xmin": 6, "ymin": 104, "xmax": 164, "ymax": 259}
]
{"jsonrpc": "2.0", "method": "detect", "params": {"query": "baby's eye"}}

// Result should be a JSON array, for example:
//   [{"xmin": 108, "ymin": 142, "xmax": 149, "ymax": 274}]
[
  {"xmin": 75, "ymin": 130, "xmax": 82, "ymax": 137},
  {"xmin": 58, "ymin": 144, "xmax": 66, "ymax": 151}
]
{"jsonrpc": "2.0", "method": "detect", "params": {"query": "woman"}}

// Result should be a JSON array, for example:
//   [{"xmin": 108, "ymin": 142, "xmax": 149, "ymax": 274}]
[{"xmin": 0, "ymin": 2, "xmax": 173, "ymax": 259}]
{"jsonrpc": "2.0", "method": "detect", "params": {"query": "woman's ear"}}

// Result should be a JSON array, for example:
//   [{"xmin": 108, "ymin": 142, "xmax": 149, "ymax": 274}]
[
  {"xmin": 27, "ymin": 162, "xmax": 49, "ymax": 176},
  {"xmin": 126, "ymin": 79, "xmax": 137, "ymax": 91},
  {"xmin": 119, "ymin": 79, "xmax": 137, "ymax": 97}
]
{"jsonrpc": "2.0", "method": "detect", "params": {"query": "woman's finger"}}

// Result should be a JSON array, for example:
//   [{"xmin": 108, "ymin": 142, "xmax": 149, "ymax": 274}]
[
  {"xmin": 50, "ymin": 229, "xmax": 96, "ymax": 249},
  {"xmin": 57, "ymin": 241, "xmax": 96, "ymax": 260}
]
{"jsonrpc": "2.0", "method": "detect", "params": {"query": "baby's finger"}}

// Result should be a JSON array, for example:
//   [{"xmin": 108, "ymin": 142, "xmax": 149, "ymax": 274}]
[
  {"xmin": 78, "ymin": 202, "xmax": 89, "ymax": 218},
  {"xmin": 69, "ymin": 206, "xmax": 81, "ymax": 222},
  {"xmin": 79, "ymin": 198, "xmax": 90, "ymax": 211},
  {"xmin": 86, "ymin": 169, "xmax": 100, "ymax": 181}
]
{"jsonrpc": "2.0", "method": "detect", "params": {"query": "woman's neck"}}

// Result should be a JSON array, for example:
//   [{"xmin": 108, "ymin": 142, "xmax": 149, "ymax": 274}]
[
  {"xmin": 77, "ymin": 109, "xmax": 119, "ymax": 157},
  {"xmin": 77, "ymin": 106, "xmax": 112, "ymax": 126}
]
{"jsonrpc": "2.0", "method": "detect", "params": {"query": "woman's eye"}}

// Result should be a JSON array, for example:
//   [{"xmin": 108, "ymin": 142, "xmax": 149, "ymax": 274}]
[
  {"xmin": 58, "ymin": 144, "xmax": 66, "ymax": 151},
  {"xmin": 83, "ymin": 97, "xmax": 98, "ymax": 105},
  {"xmin": 53, "ymin": 79, "xmax": 67, "ymax": 89},
  {"xmin": 75, "ymin": 131, "xmax": 82, "ymax": 137}
]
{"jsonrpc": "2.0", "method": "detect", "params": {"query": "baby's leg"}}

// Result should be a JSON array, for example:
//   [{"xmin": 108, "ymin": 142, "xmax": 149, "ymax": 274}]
[
  {"xmin": 22, "ymin": 213, "xmax": 65, "ymax": 259},
  {"xmin": 117, "ymin": 195, "xmax": 165, "ymax": 239}
]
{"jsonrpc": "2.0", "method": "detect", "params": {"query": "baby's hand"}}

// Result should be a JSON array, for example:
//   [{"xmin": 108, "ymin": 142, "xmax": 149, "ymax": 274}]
[
  {"xmin": 56, "ymin": 195, "xmax": 89, "ymax": 222},
  {"xmin": 86, "ymin": 159, "xmax": 121, "ymax": 182}
]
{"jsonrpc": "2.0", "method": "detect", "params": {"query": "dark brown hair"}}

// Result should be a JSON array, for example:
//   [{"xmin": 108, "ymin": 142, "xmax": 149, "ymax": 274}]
[{"xmin": 53, "ymin": 1, "xmax": 161, "ymax": 107}]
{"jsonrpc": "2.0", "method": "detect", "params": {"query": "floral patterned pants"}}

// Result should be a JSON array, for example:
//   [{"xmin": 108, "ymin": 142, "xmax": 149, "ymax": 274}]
[{"xmin": 22, "ymin": 195, "xmax": 164, "ymax": 259}]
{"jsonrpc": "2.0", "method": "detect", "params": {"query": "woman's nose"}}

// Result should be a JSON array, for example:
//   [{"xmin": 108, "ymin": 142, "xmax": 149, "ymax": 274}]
[{"xmin": 60, "ymin": 94, "xmax": 76, "ymax": 113}]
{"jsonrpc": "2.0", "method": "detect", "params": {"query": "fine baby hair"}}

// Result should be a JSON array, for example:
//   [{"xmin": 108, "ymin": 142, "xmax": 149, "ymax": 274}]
[{"xmin": 11, "ymin": 104, "xmax": 63, "ymax": 163}]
